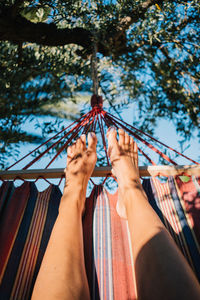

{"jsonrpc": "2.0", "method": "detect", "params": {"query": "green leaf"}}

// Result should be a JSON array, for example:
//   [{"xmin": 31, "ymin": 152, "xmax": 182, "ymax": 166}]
[
  {"xmin": 20, "ymin": 6, "xmax": 51, "ymax": 23},
  {"xmin": 179, "ymin": 176, "xmax": 191, "ymax": 183}
]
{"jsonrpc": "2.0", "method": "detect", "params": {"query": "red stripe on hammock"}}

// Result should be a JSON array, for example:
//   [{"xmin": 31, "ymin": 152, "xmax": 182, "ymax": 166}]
[
  {"xmin": 0, "ymin": 182, "xmax": 30, "ymax": 280},
  {"xmin": 175, "ymin": 176, "xmax": 200, "ymax": 245}
]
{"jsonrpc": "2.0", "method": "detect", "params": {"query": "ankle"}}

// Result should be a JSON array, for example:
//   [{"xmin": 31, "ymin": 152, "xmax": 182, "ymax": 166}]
[
  {"xmin": 65, "ymin": 171, "xmax": 89, "ymax": 187},
  {"xmin": 118, "ymin": 180, "xmax": 144, "ymax": 206},
  {"xmin": 117, "ymin": 173, "xmax": 141, "ymax": 191},
  {"xmin": 60, "ymin": 186, "xmax": 86, "ymax": 215}
]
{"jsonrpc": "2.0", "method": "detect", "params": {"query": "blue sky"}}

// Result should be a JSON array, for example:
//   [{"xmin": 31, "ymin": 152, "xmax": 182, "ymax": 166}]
[{"xmin": 5, "ymin": 100, "xmax": 199, "ymax": 193}]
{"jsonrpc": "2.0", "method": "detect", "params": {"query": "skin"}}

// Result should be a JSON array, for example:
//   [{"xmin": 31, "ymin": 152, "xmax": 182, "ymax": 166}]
[
  {"xmin": 32, "ymin": 129, "xmax": 200, "ymax": 300},
  {"xmin": 32, "ymin": 133, "xmax": 97, "ymax": 300},
  {"xmin": 107, "ymin": 127, "xmax": 200, "ymax": 300}
]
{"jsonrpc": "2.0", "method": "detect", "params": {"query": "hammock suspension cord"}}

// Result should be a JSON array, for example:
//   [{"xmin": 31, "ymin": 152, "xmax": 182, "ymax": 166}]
[
  {"xmin": 1, "ymin": 93, "xmax": 199, "ymax": 182},
  {"xmin": 91, "ymin": 37, "xmax": 99, "ymax": 96},
  {"xmin": 1, "ymin": 43, "xmax": 199, "ymax": 180}
]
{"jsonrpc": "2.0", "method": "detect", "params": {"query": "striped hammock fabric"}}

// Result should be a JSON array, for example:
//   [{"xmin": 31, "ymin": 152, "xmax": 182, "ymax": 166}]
[
  {"xmin": 0, "ymin": 182, "xmax": 61, "ymax": 300},
  {"xmin": 83, "ymin": 185, "xmax": 136, "ymax": 299},
  {"xmin": 143, "ymin": 176, "xmax": 200, "ymax": 281},
  {"xmin": 0, "ymin": 176, "xmax": 200, "ymax": 299}
]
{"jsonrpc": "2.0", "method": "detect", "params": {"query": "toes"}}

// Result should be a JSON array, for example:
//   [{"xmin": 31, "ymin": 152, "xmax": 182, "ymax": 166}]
[
  {"xmin": 134, "ymin": 140, "xmax": 138, "ymax": 166},
  {"xmin": 134, "ymin": 140, "xmax": 138, "ymax": 153},
  {"xmin": 67, "ymin": 133, "xmax": 96, "ymax": 165},
  {"xmin": 72, "ymin": 135, "xmax": 86, "ymax": 153},
  {"xmin": 130, "ymin": 137, "xmax": 138, "ymax": 167},
  {"xmin": 107, "ymin": 127, "xmax": 118, "ymax": 146},
  {"xmin": 67, "ymin": 145, "xmax": 72, "ymax": 156},
  {"xmin": 118, "ymin": 129, "xmax": 131, "ymax": 151},
  {"xmin": 130, "ymin": 136, "xmax": 134, "ymax": 148},
  {"xmin": 130, "ymin": 137, "xmax": 134, "ymax": 158},
  {"xmin": 67, "ymin": 145, "xmax": 73, "ymax": 164},
  {"xmin": 76, "ymin": 138, "xmax": 82, "ymax": 150},
  {"xmin": 80, "ymin": 134, "xmax": 86, "ymax": 150},
  {"xmin": 67, "ymin": 141, "xmax": 77, "ymax": 165},
  {"xmin": 88, "ymin": 132, "xmax": 97, "ymax": 152},
  {"xmin": 118, "ymin": 129, "xmax": 125, "ymax": 147},
  {"xmin": 125, "ymin": 132, "xmax": 130, "ymax": 147},
  {"xmin": 71, "ymin": 142, "xmax": 76, "ymax": 155}
]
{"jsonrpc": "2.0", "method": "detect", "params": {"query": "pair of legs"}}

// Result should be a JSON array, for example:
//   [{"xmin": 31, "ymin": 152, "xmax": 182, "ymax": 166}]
[{"xmin": 32, "ymin": 129, "xmax": 200, "ymax": 300}]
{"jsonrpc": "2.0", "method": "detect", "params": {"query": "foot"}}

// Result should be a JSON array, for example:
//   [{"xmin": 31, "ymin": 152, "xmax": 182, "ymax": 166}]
[
  {"xmin": 63, "ymin": 132, "xmax": 97, "ymax": 213},
  {"xmin": 107, "ymin": 128, "xmax": 141, "ymax": 219}
]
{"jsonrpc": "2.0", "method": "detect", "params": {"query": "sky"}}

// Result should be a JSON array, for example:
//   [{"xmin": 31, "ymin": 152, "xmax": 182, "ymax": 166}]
[
  {"xmin": 1, "ymin": 0, "xmax": 199, "ymax": 193},
  {"xmin": 4, "ymin": 100, "xmax": 199, "ymax": 193}
]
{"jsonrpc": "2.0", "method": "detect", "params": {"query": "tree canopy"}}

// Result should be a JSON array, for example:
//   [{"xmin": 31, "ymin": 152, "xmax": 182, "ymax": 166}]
[{"xmin": 0, "ymin": 0, "xmax": 199, "ymax": 168}]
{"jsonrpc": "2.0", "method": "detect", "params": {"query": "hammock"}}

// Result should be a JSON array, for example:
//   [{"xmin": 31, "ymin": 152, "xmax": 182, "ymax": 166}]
[
  {"xmin": 1, "ymin": 178, "xmax": 200, "ymax": 299},
  {"xmin": 0, "ymin": 95, "xmax": 200, "ymax": 299}
]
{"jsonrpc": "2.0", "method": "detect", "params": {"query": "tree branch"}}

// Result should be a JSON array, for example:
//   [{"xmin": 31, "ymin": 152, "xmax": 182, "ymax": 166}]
[
  {"xmin": 118, "ymin": 0, "xmax": 166, "ymax": 31},
  {"xmin": 0, "ymin": 0, "xmax": 166, "ymax": 56},
  {"xmin": 11, "ymin": 0, "xmax": 26, "ymax": 18},
  {"xmin": 0, "ymin": 7, "xmax": 93, "ymax": 49},
  {"xmin": 100, "ymin": 0, "xmax": 166, "ymax": 56}
]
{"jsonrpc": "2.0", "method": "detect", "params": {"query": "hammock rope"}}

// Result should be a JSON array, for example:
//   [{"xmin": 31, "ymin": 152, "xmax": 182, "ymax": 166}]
[
  {"xmin": 106, "ymin": 112, "xmax": 199, "ymax": 165},
  {"xmin": 45, "ymin": 120, "xmax": 86, "ymax": 169},
  {"xmin": 91, "ymin": 39, "xmax": 99, "ymax": 96},
  {"xmin": 1, "ymin": 94, "xmax": 199, "ymax": 181},
  {"xmin": 98, "ymin": 113, "xmax": 110, "ymax": 165},
  {"xmin": 6, "ymin": 110, "xmax": 91, "ymax": 171},
  {"xmin": 104, "ymin": 112, "xmax": 177, "ymax": 165},
  {"xmin": 24, "ymin": 118, "xmax": 84, "ymax": 170},
  {"xmin": 101, "ymin": 112, "xmax": 157, "ymax": 165},
  {"xmin": 137, "ymin": 147, "xmax": 157, "ymax": 166}
]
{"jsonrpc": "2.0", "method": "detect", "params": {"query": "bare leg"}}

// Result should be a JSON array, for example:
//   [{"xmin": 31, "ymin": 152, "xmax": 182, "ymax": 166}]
[
  {"xmin": 107, "ymin": 127, "xmax": 200, "ymax": 300},
  {"xmin": 32, "ymin": 133, "xmax": 97, "ymax": 300}
]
